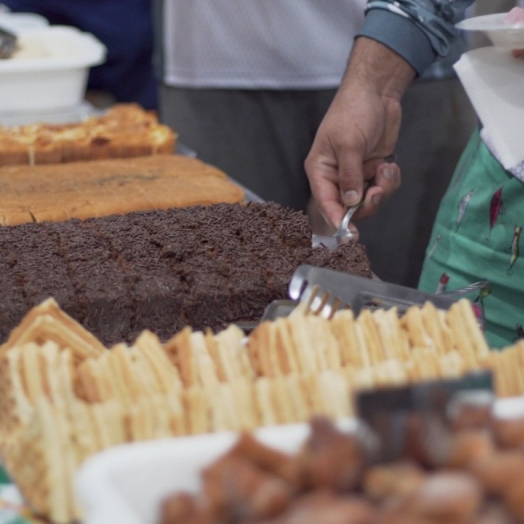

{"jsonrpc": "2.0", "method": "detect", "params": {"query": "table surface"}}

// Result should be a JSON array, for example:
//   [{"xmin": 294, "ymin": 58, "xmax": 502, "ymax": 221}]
[{"xmin": 0, "ymin": 466, "xmax": 44, "ymax": 524}]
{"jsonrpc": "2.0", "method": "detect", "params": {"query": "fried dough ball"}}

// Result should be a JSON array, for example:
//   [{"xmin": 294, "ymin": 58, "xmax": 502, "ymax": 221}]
[
  {"xmin": 297, "ymin": 417, "xmax": 366, "ymax": 492},
  {"xmin": 492, "ymin": 416, "xmax": 524, "ymax": 450},
  {"xmin": 444, "ymin": 429, "xmax": 495, "ymax": 469},
  {"xmin": 468, "ymin": 451, "xmax": 524, "ymax": 496},
  {"xmin": 409, "ymin": 472, "xmax": 483, "ymax": 522},
  {"xmin": 256, "ymin": 491, "xmax": 376, "ymax": 524},
  {"xmin": 362, "ymin": 461, "xmax": 427, "ymax": 501}
]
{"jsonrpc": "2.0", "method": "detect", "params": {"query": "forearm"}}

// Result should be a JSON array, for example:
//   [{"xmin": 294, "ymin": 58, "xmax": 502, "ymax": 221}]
[{"xmin": 340, "ymin": 37, "xmax": 416, "ymax": 103}]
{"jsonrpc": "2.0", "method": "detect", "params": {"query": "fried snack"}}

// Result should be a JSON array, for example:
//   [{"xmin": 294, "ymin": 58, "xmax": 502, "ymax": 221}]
[
  {"xmin": 468, "ymin": 451, "xmax": 524, "ymax": 496},
  {"xmin": 357, "ymin": 310, "xmax": 386, "ymax": 366},
  {"xmin": 272, "ymin": 491, "xmax": 377, "ymax": 524},
  {"xmin": 499, "ymin": 345, "xmax": 524, "ymax": 397},
  {"xmin": 230, "ymin": 432, "xmax": 300, "ymax": 487},
  {"xmin": 189, "ymin": 331, "xmax": 220, "ymax": 395},
  {"xmin": 401, "ymin": 305, "xmax": 436, "ymax": 352},
  {"xmin": 437, "ymin": 350, "xmax": 466, "ymax": 379},
  {"xmin": 160, "ymin": 493, "xmax": 211, "ymax": 524},
  {"xmin": 202, "ymin": 454, "xmax": 294, "ymax": 523},
  {"xmin": 134, "ymin": 330, "xmax": 183, "ymax": 393},
  {"xmin": 183, "ymin": 386, "xmax": 210, "ymax": 435},
  {"xmin": 362, "ymin": 461, "xmax": 427, "ymax": 501},
  {"xmin": 128, "ymin": 395, "xmax": 180, "ymax": 442},
  {"xmin": 273, "ymin": 319, "xmax": 302, "ymax": 375},
  {"xmin": 371, "ymin": 359, "xmax": 409, "ymax": 388},
  {"xmin": 253, "ymin": 378, "xmax": 278, "ymax": 427},
  {"xmin": 421, "ymin": 301, "xmax": 455, "ymax": 356},
  {"xmin": 0, "ymin": 347, "xmax": 34, "ymax": 437},
  {"xmin": 313, "ymin": 371, "xmax": 353, "ymax": 419},
  {"xmin": 253, "ymin": 374, "xmax": 313, "ymax": 428},
  {"xmin": 297, "ymin": 417, "xmax": 366, "ymax": 492},
  {"xmin": 208, "ymin": 380, "xmax": 256, "ymax": 432},
  {"xmin": 373, "ymin": 308, "xmax": 411, "ymax": 361},
  {"xmin": 329, "ymin": 309, "xmax": 365, "ymax": 367},
  {"xmin": 503, "ymin": 481, "xmax": 524, "ymax": 521},
  {"xmin": 206, "ymin": 325, "xmax": 253, "ymax": 382},
  {"xmin": 246, "ymin": 321, "xmax": 275, "ymax": 378},
  {"xmin": 164, "ymin": 327, "xmax": 199, "ymax": 388},
  {"xmin": 443, "ymin": 429, "xmax": 495, "ymax": 469},
  {"xmin": 492, "ymin": 414, "xmax": 524, "ymax": 449},
  {"xmin": 446, "ymin": 299, "xmax": 490, "ymax": 366},
  {"xmin": 408, "ymin": 348, "xmax": 441, "ymax": 382},
  {"xmin": 409, "ymin": 471, "xmax": 483, "ymax": 522}
]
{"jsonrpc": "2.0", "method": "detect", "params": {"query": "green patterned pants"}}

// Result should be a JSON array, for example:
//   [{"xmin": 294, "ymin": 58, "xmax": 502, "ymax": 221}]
[{"xmin": 419, "ymin": 129, "xmax": 524, "ymax": 349}]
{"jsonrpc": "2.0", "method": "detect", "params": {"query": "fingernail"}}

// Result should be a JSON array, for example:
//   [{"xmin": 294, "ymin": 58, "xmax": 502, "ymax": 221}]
[
  {"xmin": 343, "ymin": 190, "xmax": 359, "ymax": 206},
  {"xmin": 382, "ymin": 165, "xmax": 393, "ymax": 179},
  {"xmin": 372, "ymin": 194, "xmax": 382, "ymax": 206}
]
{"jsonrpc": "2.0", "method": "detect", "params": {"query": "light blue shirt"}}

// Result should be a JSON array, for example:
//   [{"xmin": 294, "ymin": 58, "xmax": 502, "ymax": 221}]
[{"xmin": 357, "ymin": 0, "xmax": 476, "ymax": 75}]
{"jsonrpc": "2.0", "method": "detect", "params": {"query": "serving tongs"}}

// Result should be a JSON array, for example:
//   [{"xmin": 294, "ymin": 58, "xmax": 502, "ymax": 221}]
[
  {"xmin": 0, "ymin": 26, "xmax": 17, "ymax": 59},
  {"xmin": 237, "ymin": 268, "xmax": 487, "ymax": 332},
  {"xmin": 354, "ymin": 371, "xmax": 494, "ymax": 465},
  {"xmin": 288, "ymin": 265, "xmax": 487, "ymax": 320}
]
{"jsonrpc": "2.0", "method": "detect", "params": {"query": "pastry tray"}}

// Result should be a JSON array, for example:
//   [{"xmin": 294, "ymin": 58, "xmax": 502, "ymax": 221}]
[{"xmin": 75, "ymin": 396, "xmax": 524, "ymax": 524}]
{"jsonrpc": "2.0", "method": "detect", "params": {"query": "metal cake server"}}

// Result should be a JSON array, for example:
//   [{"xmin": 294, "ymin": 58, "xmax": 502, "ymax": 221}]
[{"xmin": 312, "ymin": 202, "xmax": 362, "ymax": 250}]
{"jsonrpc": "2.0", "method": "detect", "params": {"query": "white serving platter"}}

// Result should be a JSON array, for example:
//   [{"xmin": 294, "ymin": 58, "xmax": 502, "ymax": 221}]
[
  {"xmin": 74, "ymin": 421, "xmax": 321, "ymax": 524},
  {"xmin": 75, "ymin": 397, "xmax": 524, "ymax": 524},
  {"xmin": 457, "ymin": 12, "xmax": 524, "ymax": 49}
]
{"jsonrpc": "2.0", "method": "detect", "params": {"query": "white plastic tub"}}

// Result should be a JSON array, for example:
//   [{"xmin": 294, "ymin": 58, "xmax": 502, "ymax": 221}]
[{"xmin": 0, "ymin": 25, "xmax": 106, "ymax": 112}]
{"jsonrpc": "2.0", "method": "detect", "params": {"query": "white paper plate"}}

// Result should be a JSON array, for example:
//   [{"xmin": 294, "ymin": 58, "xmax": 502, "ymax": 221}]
[
  {"xmin": 457, "ymin": 13, "xmax": 524, "ymax": 49},
  {"xmin": 75, "ymin": 397, "xmax": 524, "ymax": 524},
  {"xmin": 75, "ymin": 418, "xmax": 358, "ymax": 524}
]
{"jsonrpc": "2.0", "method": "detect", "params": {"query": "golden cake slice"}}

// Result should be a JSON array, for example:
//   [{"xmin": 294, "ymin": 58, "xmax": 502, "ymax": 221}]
[
  {"xmin": 0, "ymin": 103, "xmax": 176, "ymax": 166},
  {"xmin": 0, "ymin": 154, "xmax": 245, "ymax": 225}
]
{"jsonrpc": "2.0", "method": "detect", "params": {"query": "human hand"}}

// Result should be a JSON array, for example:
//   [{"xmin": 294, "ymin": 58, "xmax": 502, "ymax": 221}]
[
  {"xmin": 305, "ymin": 38, "xmax": 415, "ymax": 230},
  {"xmin": 512, "ymin": 49, "xmax": 524, "ymax": 58},
  {"xmin": 305, "ymin": 83, "xmax": 402, "ymax": 230}
]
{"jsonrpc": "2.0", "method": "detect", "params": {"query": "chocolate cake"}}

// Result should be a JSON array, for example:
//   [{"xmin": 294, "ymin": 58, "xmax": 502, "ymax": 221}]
[{"xmin": 0, "ymin": 203, "xmax": 372, "ymax": 345}]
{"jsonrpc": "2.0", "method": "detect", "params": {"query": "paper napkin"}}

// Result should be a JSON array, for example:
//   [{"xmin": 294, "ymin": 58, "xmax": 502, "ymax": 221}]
[{"xmin": 454, "ymin": 46, "xmax": 524, "ymax": 171}]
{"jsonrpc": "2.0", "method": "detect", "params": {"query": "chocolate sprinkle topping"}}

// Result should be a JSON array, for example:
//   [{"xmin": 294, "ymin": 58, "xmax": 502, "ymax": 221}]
[{"xmin": 0, "ymin": 203, "xmax": 372, "ymax": 344}]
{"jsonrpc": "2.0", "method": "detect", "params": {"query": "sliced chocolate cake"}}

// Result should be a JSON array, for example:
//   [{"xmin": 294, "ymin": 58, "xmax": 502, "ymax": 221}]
[{"xmin": 0, "ymin": 203, "xmax": 372, "ymax": 345}]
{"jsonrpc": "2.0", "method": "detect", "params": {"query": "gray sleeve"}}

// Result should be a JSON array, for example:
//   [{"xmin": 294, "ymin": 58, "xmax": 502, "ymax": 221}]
[{"xmin": 356, "ymin": 0, "xmax": 476, "ymax": 75}]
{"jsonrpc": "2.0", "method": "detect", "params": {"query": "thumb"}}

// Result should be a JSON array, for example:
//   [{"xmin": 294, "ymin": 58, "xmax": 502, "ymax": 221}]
[{"xmin": 338, "ymin": 149, "xmax": 365, "ymax": 207}]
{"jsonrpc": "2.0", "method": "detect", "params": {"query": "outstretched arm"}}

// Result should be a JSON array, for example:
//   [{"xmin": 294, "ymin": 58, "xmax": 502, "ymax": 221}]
[
  {"xmin": 305, "ymin": 37, "xmax": 415, "ymax": 229},
  {"xmin": 306, "ymin": 0, "xmax": 476, "ymax": 229}
]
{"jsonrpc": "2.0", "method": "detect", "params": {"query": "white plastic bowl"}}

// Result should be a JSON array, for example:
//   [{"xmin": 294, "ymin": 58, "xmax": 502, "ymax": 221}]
[
  {"xmin": 0, "ymin": 25, "xmax": 106, "ymax": 112},
  {"xmin": 457, "ymin": 13, "xmax": 524, "ymax": 50},
  {"xmin": 0, "ymin": 11, "xmax": 49, "ymax": 33}
]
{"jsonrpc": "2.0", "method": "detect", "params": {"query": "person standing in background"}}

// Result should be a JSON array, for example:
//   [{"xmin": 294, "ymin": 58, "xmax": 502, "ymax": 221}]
[
  {"xmin": 305, "ymin": 0, "xmax": 524, "ymax": 347},
  {"xmin": 154, "ymin": 0, "xmax": 375, "ymax": 213},
  {"xmin": 1, "ymin": 0, "xmax": 158, "ymax": 109},
  {"xmin": 154, "ymin": 0, "xmax": 477, "ymax": 288}
]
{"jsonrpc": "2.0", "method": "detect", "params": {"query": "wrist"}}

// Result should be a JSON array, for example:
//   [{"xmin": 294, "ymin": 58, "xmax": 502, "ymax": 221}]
[{"xmin": 341, "ymin": 37, "xmax": 416, "ymax": 102}]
